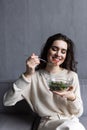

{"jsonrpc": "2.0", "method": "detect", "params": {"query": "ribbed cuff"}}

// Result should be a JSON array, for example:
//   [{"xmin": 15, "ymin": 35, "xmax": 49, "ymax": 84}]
[{"xmin": 22, "ymin": 74, "xmax": 31, "ymax": 83}]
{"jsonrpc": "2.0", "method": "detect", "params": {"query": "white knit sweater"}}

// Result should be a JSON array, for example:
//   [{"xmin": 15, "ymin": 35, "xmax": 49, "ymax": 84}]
[{"xmin": 3, "ymin": 69, "xmax": 83, "ymax": 119}]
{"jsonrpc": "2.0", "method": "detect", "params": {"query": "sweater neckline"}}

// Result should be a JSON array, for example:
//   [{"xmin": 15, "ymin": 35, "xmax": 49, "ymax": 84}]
[{"xmin": 40, "ymin": 68, "xmax": 65, "ymax": 76}]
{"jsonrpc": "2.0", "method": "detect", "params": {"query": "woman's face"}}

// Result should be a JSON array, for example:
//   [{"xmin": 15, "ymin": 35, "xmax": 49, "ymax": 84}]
[{"xmin": 47, "ymin": 40, "xmax": 68, "ymax": 66}]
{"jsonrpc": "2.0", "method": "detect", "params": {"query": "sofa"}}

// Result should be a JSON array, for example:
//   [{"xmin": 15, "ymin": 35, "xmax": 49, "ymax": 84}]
[{"xmin": 0, "ymin": 79, "xmax": 87, "ymax": 130}]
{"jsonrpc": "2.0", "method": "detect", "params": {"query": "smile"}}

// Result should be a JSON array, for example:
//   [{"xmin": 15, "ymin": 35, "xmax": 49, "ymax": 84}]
[{"xmin": 52, "ymin": 56, "xmax": 62, "ymax": 61}]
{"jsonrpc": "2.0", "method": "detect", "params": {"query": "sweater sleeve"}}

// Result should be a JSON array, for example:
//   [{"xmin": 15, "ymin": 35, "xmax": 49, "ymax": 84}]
[
  {"xmin": 67, "ymin": 73, "xmax": 83, "ymax": 117},
  {"xmin": 3, "ymin": 74, "xmax": 31, "ymax": 106}
]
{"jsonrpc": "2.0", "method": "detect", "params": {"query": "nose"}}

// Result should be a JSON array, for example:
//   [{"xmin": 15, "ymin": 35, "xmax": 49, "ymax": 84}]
[{"xmin": 55, "ymin": 50, "xmax": 61, "ymax": 56}]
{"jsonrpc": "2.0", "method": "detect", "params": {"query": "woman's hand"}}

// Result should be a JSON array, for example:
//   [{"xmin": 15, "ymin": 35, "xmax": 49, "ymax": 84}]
[
  {"xmin": 24, "ymin": 53, "xmax": 40, "ymax": 78},
  {"xmin": 52, "ymin": 86, "xmax": 76, "ymax": 101}
]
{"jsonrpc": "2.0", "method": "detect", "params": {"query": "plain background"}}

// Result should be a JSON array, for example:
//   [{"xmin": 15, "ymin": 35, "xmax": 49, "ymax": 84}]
[{"xmin": 0, "ymin": 0, "xmax": 87, "ymax": 81}]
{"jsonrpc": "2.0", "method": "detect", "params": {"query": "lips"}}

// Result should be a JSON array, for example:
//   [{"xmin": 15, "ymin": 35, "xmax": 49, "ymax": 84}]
[{"xmin": 52, "ymin": 57, "xmax": 61, "ymax": 63}]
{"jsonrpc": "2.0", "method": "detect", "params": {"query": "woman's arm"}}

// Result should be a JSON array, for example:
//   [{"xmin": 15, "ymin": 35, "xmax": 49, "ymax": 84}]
[
  {"xmin": 3, "ymin": 53, "xmax": 40, "ymax": 106},
  {"xmin": 3, "ymin": 74, "xmax": 31, "ymax": 106},
  {"xmin": 67, "ymin": 73, "xmax": 83, "ymax": 117}
]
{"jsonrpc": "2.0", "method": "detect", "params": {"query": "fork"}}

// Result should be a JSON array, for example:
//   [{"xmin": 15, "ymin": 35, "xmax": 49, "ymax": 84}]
[{"xmin": 39, "ymin": 58, "xmax": 47, "ymax": 63}]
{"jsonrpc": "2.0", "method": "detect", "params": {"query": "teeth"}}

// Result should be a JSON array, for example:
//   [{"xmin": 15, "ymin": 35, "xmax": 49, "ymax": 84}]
[
  {"xmin": 53, "ymin": 57, "xmax": 61, "ymax": 60},
  {"xmin": 53, "ymin": 58, "xmax": 60, "ymax": 60}
]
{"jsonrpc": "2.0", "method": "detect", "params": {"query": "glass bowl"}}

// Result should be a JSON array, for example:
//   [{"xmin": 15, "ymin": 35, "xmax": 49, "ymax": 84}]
[{"xmin": 48, "ymin": 78, "xmax": 72, "ymax": 91}]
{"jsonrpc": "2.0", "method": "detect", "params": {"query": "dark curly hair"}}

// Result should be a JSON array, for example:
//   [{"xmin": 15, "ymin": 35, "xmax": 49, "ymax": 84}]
[{"xmin": 36, "ymin": 33, "xmax": 77, "ymax": 72}]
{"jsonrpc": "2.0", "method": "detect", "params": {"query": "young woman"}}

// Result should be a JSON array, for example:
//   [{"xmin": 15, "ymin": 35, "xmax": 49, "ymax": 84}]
[{"xmin": 3, "ymin": 33, "xmax": 85, "ymax": 130}]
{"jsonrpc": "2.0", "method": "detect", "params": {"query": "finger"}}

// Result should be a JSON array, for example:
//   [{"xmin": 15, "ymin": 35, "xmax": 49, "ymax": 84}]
[
  {"xmin": 31, "ymin": 53, "xmax": 39, "ymax": 59},
  {"xmin": 67, "ymin": 86, "xmax": 74, "ymax": 91},
  {"xmin": 52, "ymin": 91, "xmax": 66, "ymax": 98},
  {"xmin": 26, "ymin": 57, "xmax": 40, "ymax": 68},
  {"xmin": 52, "ymin": 91, "xmax": 65, "ymax": 95}
]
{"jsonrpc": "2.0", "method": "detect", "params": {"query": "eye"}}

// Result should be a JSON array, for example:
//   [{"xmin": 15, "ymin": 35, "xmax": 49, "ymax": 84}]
[
  {"xmin": 51, "ymin": 46, "xmax": 58, "ymax": 51},
  {"xmin": 61, "ymin": 49, "xmax": 67, "ymax": 54}
]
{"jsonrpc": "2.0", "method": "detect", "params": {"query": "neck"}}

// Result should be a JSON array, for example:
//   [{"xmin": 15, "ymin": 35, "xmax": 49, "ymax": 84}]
[{"xmin": 45, "ymin": 64, "xmax": 62, "ymax": 74}]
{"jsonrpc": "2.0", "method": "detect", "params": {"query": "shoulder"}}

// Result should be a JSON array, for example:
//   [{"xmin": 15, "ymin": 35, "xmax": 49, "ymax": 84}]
[
  {"xmin": 63, "ymin": 69, "xmax": 77, "ymax": 75},
  {"xmin": 62, "ymin": 69, "xmax": 78, "ymax": 79},
  {"xmin": 69, "ymin": 70, "xmax": 78, "ymax": 76}
]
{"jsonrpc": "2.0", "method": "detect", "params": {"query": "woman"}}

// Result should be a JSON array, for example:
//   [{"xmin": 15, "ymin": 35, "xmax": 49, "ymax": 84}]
[{"xmin": 3, "ymin": 33, "xmax": 85, "ymax": 130}]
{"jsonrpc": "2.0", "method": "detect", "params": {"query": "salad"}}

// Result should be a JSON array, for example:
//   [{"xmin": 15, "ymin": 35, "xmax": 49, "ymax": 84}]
[{"xmin": 49, "ymin": 81, "xmax": 70, "ymax": 91}]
